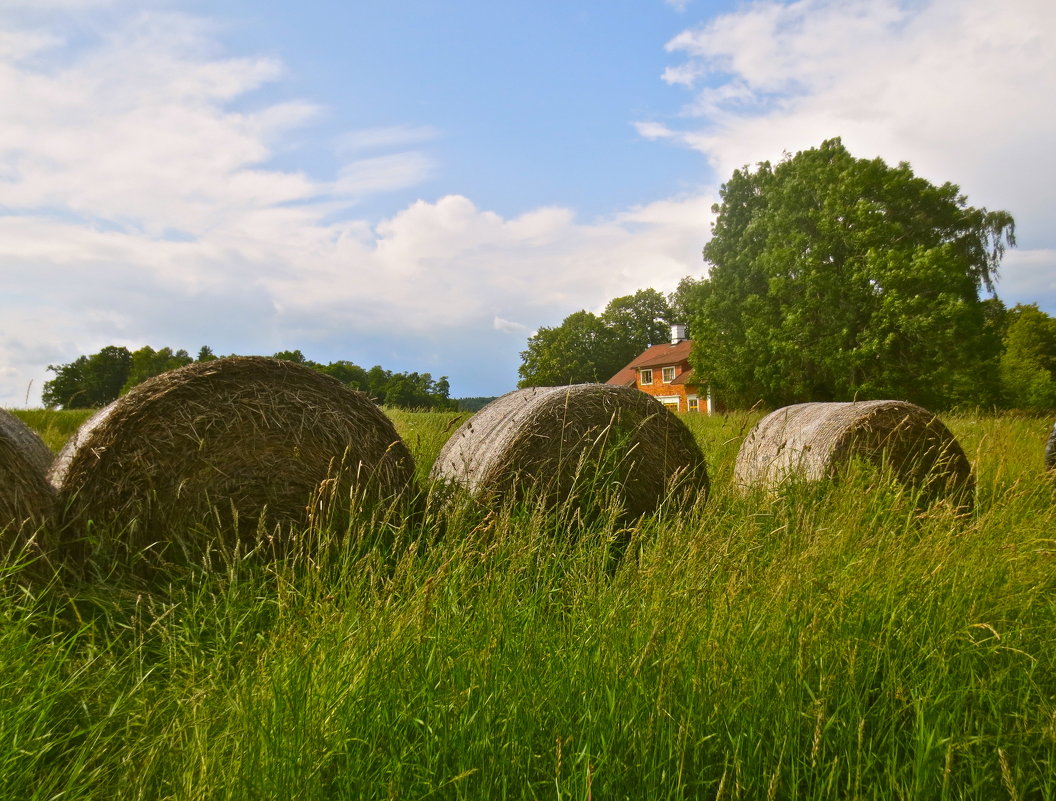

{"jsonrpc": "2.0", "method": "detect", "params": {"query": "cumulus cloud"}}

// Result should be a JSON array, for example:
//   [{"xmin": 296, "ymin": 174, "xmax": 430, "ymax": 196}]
[
  {"xmin": 656, "ymin": 1, "xmax": 1056, "ymax": 216},
  {"xmin": 647, "ymin": 0, "xmax": 1056, "ymax": 310},
  {"xmin": 0, "ymin": 9, "xmax": 714, "ymax": 405}
]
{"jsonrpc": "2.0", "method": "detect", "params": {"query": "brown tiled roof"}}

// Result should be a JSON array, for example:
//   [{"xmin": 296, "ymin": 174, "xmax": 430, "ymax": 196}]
[
  {"xmin": 605, "ymin": 340, "xmax": 694, "ymax": 385},
  {"xmin": 608, "ymin": 367, "xmax": 637, "ymax": 387},
  {"xmin": 671, "ymin": 368, "xmax": 695, "ymax": 385}
]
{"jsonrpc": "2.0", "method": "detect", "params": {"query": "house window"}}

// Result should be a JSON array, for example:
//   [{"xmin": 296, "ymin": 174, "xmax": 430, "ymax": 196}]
[
  {"xmin": 657, "ymin": 396, "xmax": 680, "ymax": 411},
  {"xmin": 688, "ymin": 397, "xmax": 699, "ymax": 412},
  {"xmin": 639, "ymin": 368, "xmax": 653, "ymax": 385},
  {"xmin": 662, "ymin": 366, "xmax": 676, "ymax": 383}
]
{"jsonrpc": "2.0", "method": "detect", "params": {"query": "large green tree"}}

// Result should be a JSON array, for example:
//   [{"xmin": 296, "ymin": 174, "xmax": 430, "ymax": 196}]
[
  {"xmin": 518, "ymin": 290, "xmax": 673, "ymax": 387},
  {"xmin": 999, "ymin": 304, "xmax": 1056, "ymax": 410},
  {"xmin": 43, "ymin": 345, "xmax": 132, "ymax": 409},
  {"xmin": 518, "ymin": 311, "xmax": 616, "ymax": 387},
  {"xmin": 686, "ymin": 138, "xmax": 1015, "ymax": 409},
  {"xmin": 600, "ymin": 288, "xmax": 673, "ymax": 369}
]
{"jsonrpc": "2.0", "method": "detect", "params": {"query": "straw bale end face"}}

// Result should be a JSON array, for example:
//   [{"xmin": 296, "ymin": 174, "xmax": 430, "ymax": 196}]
[
  {"xmin": 0, "ymin": 409, "xmax": 56, "ymax": 536},
  {"xmin": 431, "ymin": 384, "xmax": 709, "ymax": 519},
  {"xmin": 49, "ymin": 357, "xmax": 416, "ymax": 564},
  {"xmin": 735, "ymin": 400, "xmax": 974, "ymax": 510}
]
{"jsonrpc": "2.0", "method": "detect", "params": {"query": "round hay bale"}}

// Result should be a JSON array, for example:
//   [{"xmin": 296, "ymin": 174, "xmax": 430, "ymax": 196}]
[
  {"xmin": 49, "ymin": 357, "xmax": 416, "ymax": 558},
  {"xmin": 0, "ymin": 409, "xmax": 55, "ymax": 532},
  {"xmin": 430, "ymin": 384, "xmax": 708, "ymax": 518},
  {"xmin": 734, "ymin": 400, "xmax": 974, "ymax": 508}
]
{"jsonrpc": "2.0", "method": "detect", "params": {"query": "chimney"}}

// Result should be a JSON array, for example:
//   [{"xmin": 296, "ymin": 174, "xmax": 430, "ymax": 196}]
[{"xmin": 670, "ymin": 323, "xmax": 687, "ymax": 345}]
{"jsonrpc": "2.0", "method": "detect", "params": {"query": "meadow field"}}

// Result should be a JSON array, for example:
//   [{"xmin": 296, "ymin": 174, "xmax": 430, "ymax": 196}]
[{"xmin": 3, "ymin": 407, "xmax": 1056, "ymax": 799}]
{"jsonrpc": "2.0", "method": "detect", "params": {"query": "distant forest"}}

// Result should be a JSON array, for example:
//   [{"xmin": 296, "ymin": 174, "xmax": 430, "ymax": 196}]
[
  {"xmin": 454, "ymin": 396, "xmax": 499, "ymax": 412},
  {"xmin": 42, "ymin": 345, "xmax": 460, "ymax": 411}
]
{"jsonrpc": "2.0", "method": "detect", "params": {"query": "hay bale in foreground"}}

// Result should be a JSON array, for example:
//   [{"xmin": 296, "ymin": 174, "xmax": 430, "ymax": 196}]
[
  {"xmin": 735, "ymin": 400, "xmax": 973, "ymax": 508},
  {"xmin": 50, "ymin": 357, "xmax": 415, "ymax": 558},
  {"xmin": 430, "ymin": 385, "xmax": 708, "ymax": 517},
  {"xmin": 0, "ymin": 409, "xmax": 55, "ymax": 532}
]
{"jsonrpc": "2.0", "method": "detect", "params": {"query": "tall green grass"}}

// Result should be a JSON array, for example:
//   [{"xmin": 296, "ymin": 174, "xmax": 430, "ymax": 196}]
[
  {"xmin": 9, "ymin": 408, "xmax": 95, "ymax": 453},
  {"xmin": 1, "ymin": 408, "xmax": 1055, "ymax": 798}
]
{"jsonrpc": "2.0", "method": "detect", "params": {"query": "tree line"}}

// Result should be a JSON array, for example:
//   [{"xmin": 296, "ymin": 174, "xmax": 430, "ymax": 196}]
[
  {"xmin": 42, "ymin": 346, "xmax": 457, "ymax": 411},
  {"xmin": 519, "ymin": 138, "xmax": 1056, "ymax": 412}
]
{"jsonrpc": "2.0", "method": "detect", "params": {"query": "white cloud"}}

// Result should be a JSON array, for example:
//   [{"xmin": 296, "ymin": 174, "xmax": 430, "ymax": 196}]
[
  {"xmin": 0, "ymin": 30, "xmax": 61, "ymax": 61},
  {"xmin": 997, "ymin": 249, "xmax": 1056, "ymax": 309},
  {"xmin": 263, "ymin": 192, "xmax": 711, "ymax": 339},
  {"xmin": 336, "ymin": 125, "xmax": 440, "ymax": 156},
  {"xmin": 648, "ymin": 0, "xmax": 1056, "ymax": 311},
  {"xmin": 0, "ymin": 10, "xmax": 715, "ymax": 405},
  {"xmin": 494, "ymin": 316, "xmax": 530, "ymax": 335},
  {"xmin": 334, "ymin": 152, "xmax": 435, "ymax": 198},
  {"xmin": 661, "ymin": 0, "xmax": 1056, "ymax": 199},
  {"xmin": 633, "ymin": 120, "xmax": 676, "ymax": 140}
]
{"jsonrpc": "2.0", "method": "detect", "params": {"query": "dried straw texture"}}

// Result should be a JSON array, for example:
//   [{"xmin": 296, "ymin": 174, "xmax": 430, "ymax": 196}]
[
  {"xmin": 735, "ymin": 400, "xmax": 974, "ymax": 508},
  {"xmin": 50, "ymin": 357, "xmax": 415, "ymax": 558},
  {"xmin": 431, "ymin": 384, "xmax": 708, "ymax": 517},
  {"xmin": 0, "ymin": 408, "xmax": 55, "ymax": 531}
]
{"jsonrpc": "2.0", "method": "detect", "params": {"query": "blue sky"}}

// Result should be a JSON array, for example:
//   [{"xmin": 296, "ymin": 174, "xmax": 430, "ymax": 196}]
[
  {"xmin": 198, "ymin": 0, "xmax": 705, "ymax": 217},
  {"xmin": 2, "ymin": 0, "xmax": 1054, "ymax": 405}
]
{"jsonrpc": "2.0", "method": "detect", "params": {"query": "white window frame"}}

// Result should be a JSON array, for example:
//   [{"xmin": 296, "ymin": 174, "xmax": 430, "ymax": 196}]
[
  {"xmin": 638, "ymin": 368, "xmax": 653, "ymax": 386},
  {"xmin": 662, "ymin": 366, "xmax": 676, "ymax": 384},
  {"xmin": 656, "ymin": 395, "xmax": 680, "ymax": 411},
  {"xmin": 687, "ymin": 396, "xmax": 699, "ymax": 412}
]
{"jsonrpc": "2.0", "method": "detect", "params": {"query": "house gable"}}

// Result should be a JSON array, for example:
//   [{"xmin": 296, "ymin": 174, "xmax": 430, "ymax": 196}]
[{"xmin": 606, "ymin": 338, "xmax": 714, "ymax": 413}]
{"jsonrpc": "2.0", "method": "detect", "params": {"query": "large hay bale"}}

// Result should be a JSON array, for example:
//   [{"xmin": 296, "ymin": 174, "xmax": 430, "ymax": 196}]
[
  {"xmin": 0, "ymin": 409, "xmax": 55, "ymax": 532},
  {"xmin": 50, "ymin": 357, "xmax": 415, "ymax": 558},
  {"xmin": 430, "ymin": 384, "xmax": 708, "ymax": 517},
  {"xmin": 735, "ymin": 400, "xmax": 973, "ymax": 508}
]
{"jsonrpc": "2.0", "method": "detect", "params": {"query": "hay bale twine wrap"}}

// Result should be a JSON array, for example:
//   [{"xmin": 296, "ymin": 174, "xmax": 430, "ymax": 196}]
[
  {"xmin": 430, "ymin": 384, "xmax": 708, "ymax": 517},
  {"xmin": 0, "ymin": 409, "xmax": 55, "ymax": 532},
  {"xmin": 49, "ymin": 357, "xmax": 416, "ymax": 558},
  {"xmin": 735, "ymin": 400, "xmax": 973, "ymax": 508}
]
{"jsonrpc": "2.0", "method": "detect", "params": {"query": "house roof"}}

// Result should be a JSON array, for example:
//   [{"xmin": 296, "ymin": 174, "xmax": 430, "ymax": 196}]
[
  {"xmin": 605, "ymin": 339, "xmax": 694, "ymax": 386},
  {"xmin": 671, "ymin": 368, "xmax": 695, "ymax": 385}
]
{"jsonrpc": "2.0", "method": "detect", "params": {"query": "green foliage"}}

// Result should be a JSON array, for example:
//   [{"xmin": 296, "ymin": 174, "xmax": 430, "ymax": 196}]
[
  {"xmin": 600, "ymin": 288, "xmax": 673, "ymax": 368},
  {"xmin": 9, "ymin": 408, "xmax": 96, "ymax": 452},
  {"xmin": 518, "ymin": 310, "xmax": 617, "ymax": 386},
  {"xmin": 518, "ymin": 289, "xmax": 673, "ymax": 387},
  {"xmin": 42, "ymin": 345, "xmax": 132, "ymax": 409},
  {"xmin": 316, "ymin": 359, "xmax": 369, "ymax": 390},
  {"xmin": 41, "ymin": 346, "xmax": 455, "ymax": 411},
  {"xmin": 4, "ymin": 411, "xmax": 1056, "ymax": 798},
  {"xmin": 353, "ymin": 365, "xmax": 456, "ymax": 410},
  {"xmin": 271, "ymin": 349, "xmax": 310, "ymax": 364},
  {"xmin": 687, "ymin": 137, "xmax": 1015, "ymax": 409},
  {"xmin": 120, "ymin": 346, "xmax": 193, "ymax": 394},
  {"xmin": 455, "ymin": 396, "xmax": 499, "ymax": 412},
  {"xmin": 999, "ymin": 304, "xmax": 1056, "ymax": 410}
]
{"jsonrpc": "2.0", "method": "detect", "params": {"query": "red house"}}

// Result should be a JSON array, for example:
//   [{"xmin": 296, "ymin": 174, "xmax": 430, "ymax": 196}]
[{"xmin": 606, "ymin": 325, "xmax": 715, "ymax": 413}]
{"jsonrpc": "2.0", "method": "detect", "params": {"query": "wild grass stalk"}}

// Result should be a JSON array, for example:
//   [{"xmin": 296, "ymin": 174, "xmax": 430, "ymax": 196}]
[
  {"xmin": 9, "ymin": 408, "xmax": 95, "ymax": 454},
  {"xmin": 0, "ymin": 407, "xmax": 1053, "ymax": 798}
]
